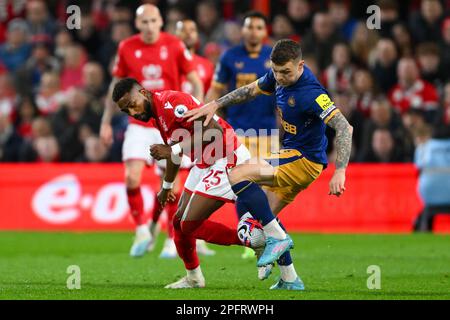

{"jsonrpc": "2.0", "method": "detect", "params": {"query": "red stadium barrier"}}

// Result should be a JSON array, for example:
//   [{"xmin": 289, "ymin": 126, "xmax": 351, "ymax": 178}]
[{"xmin": 0, "ymin": 163, "xmax": 449, "ymax": 233}]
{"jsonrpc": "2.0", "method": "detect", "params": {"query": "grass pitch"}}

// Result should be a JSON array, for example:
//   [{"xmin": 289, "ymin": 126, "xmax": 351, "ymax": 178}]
[{"xmin": 0, "ymin": 232, "xmax": 449, "ymax": 300}]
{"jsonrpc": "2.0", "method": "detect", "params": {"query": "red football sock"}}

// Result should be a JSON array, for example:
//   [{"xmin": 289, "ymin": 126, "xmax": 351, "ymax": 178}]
[
  {"xmin": 173, "ymin": 215, "xmax": 199, "ymax": 270},
  {"xmin": 181, "ymin": 220, "xmax": 241, "ymax": 246},
  {"xmin": 166, "ymin": 192, "xmax": 180, "ymax": 239},
  {"xmin": 127, "ymin": 187, "xmax": 145, "ymax": 226},
  {"xmin": 151, "ymin": 192, "xmax": 162, "ymax": 223}
]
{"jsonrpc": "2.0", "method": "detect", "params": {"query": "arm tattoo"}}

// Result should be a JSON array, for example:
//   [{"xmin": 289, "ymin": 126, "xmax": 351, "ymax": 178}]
[
  {"xmin": 327, "ymin": 112, "xmax": 353, "ymax": 170},
  {"xmin": 216, "ymin": 83, "xmax": 259, "ymax": 109}
]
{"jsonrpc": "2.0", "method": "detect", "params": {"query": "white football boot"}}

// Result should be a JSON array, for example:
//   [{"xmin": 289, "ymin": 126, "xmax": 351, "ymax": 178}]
[
  {"xmin": 165, "ymin": 267, "xmax": 205, "ymax": 289},
  {"xmin": 196, "ymin": 240, "xmax": 216, "ymax": 256},
  {"xmin": 159, "ymin": 238, "xmax": 178, "ymax": 258},
  {"xmin": 130, "ymin": 225, "xmax": 152, "ymax": 257}
]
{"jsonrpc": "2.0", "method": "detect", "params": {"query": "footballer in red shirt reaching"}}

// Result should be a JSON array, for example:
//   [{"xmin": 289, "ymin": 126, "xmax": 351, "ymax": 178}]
[
  {"xmin": 100, "ymin": 4, "xmax": 205, "ymax": 259},
  {"xmin": 112, "ymin": 77, "xmax": 252, "ymax": 288}
]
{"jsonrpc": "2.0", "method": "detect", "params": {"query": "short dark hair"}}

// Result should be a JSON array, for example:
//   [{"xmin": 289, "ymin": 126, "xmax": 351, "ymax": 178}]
[
  {"xmin": 112, "ymin": 77, "xmax": 140, "ymax": 103},
  {"xmin": 242, "ymin": 11, "xmax": 268, "ymax": 26},
  {"xmin": 270, "ymin": 39, "xmax": 302, "ymax": 65}
]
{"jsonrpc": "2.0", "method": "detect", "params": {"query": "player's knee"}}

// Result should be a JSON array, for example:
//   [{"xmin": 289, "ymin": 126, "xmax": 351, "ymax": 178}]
[
  {"xmin": 125, "ymin": 172, "xmax": 141, "ymax": 188},
  {"xmin": 180, "ymin": 220, "xmax": 203, "ymax": 236}
]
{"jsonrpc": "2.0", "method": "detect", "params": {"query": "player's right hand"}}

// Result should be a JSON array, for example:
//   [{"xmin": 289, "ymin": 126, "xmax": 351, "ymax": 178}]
[
  {"xmin": 184, "ymin": 100, "xmax": 219, "ymax": 126},
  {"xmin": 100, "ymin": 122, "xmax": 113, "ymax": 146},
  {"xmin": 157, "ymin": 188, "xmax": 176, "ymax": 208}
]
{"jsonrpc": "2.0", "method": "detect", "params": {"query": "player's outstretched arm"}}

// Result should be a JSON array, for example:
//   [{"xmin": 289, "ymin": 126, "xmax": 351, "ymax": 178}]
[
  {"xmin": 184, "ymin": 81, "xmax": 261, "ymax": 125},
  {"xmin": 100, "ymin": 77, "xmax": 121, "ymax": 146},
  {"xmin": 326, "ymin": 112, "xmax": 353, "ymax": 197}
]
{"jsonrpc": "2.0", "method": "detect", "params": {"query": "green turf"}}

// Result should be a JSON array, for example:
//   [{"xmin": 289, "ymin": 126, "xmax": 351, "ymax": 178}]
[{"xmin": 0, "ymin": 232, "xmax": 449, "ymax": 300}]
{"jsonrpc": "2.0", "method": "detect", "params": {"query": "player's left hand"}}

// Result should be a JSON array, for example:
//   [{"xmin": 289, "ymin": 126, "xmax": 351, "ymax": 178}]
[
  {"xmin": 150, "ymin": 144, "xmax": 171, "ymax": 160},
  {"xmin": 157, "ymin": 188, "xmax": 176, "ymax": 208},
  {"xmin": 329, "ymin": 169, "xmax": 346, "ymax": 197}
]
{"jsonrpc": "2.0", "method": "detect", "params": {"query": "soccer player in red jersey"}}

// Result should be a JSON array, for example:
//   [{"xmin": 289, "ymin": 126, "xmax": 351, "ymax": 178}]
[
  {"xmin": 100, "ymin": 4, "xmax": 204, "ymax": 258},
  {"xmin": 175, "ymin": 19, "xmax": 215, "ymax": 96},
  {"xmin": 112, "ymin": 77, "xmax": 252, "ymax": 288}
]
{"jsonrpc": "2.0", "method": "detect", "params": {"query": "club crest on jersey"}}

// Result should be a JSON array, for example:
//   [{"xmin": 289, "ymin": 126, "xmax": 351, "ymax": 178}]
[
  {"xmin": 288, "ymin": 96, "xmax": 296, "ymax": 107},
  {"xmin": 235, "ymin": 62, "xmax": 244, "ymax": 69},
  {"xmin": 264, "ymin": 59, "xmax": 271, "ymax": 69},
  {"xmin": 160, "ymin": 46, "xmax": 168, "ymax": 60},
  {"xmin": 135, "ymin": 50, "xmax": 142, "ymax": 58},
  {"xmin": 174, "ymin": 105, "xmax": 188, "ymax": 118}
]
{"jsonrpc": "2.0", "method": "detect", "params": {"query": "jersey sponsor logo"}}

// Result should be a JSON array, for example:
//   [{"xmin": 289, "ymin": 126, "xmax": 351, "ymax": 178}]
[
  {"xmin": 159, "ymin": 116, "xmax": 169, "ymax": 131},
  {"xmin": 319, "ymin": 105, "xmax": 337, "ymax": 120},
  {"xmin": 315, "ymin": 94, "xmax": 334, "ymax": 111},
  {"xmin": 236, "ymin": 73, "xmax": 257, "ymax": 88},
  {"xmin": 235, "ymin": 62, "xmax": 244, "ymax": 69},
  {"xmin": 174, "ymin": 105, "xmax": 188, "ymax": 118},
  {"xmin": 160, "ymin": 46, "xmax": 168, "ymax": 60},
  {"xmin": 288, "ymin": 96, "xmax": 296, "ymax": 107},
  {"xmin": 135, "ymin": 50, "xmax": 142, "ymax": 58}
]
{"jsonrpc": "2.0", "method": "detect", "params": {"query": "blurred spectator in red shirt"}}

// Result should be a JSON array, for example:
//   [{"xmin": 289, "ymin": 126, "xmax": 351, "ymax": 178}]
[
  {"xmin": 322, "ymin": 42, "xmax": 354, "ymax": 93},
  {"xmin": 13, "ymin": 95, "xmax": 39, "ymax": 140},
  {"xmin": 389, "ymin": 57, "xmax": 439, "ymax": 121},
  {"xmin": 35, "ymin": 71, "xmax": 66, "ymax": 115},
  {"xmin": 0, "ymin": 73, "xmax": 17, "ymax": 119},
  {"xmin": 60, "ymin": 44, "xmax": 87, "ymax": 91},
  {"xmin": 350, "ymin": 69, "xmax": 377, "ymax": 118}
]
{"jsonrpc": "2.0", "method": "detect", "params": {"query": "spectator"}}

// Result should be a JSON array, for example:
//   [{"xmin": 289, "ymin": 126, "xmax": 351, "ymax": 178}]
[
  {"xmin": 196, "ymin": 0, "xmax": 225, "ymax": 49},
  {"xmin": 270, "ymin": 14, "xmax": 298, "ymax": 43},
  {"xmin": 98, "ymin": 21, "xmax": 133, "ymax": 75},
  {"xmin": 392, "ymin": 23, "xmax": 413, "ymax": 58},
  {"xmin": 432, "ymin": 81, "xmax": 450, "ymax": 138},
  {"xmin": 51, "ymin": 87, "xmax": 101, "ymax": 162},
  {"xmin": 81, "ymin": 62, "xmax": 107, "ymax": 115},
  {"xmin": 409, "ymin": 0, "xmax": 444, "ymax": 44},
  {"xmin": 222, "ymin": 21, "xmax": 242, "ymax": 49},
  {"xmin": 303, "ymin": 55, "xmax": 320, "ymax": 79},
  {"xmin": 328, "ymin": 0, "xmax": 357, "ymax": 41},
  {"xmin": 322, "ymin": 42, "xmax": 354, "ymax": 93},
  {"xmin": 70, "ymin": 11, "xmax": 102, "ymax": 61},
  {"xmin": 54, "ymin": 29, "xmax": 75, "ymax": 62},
  {"xmin": 15, "ymin": 37, "xmax": 60, "ymax": 96},
  {"xmin": 402, "ymin": 108, "xmax": 432, "ymax": 147},
  {"xmin": 388, "ymin": 57, "xmax": 439, "ymax": 121},
  {"xmin": 377, "ymin": 0, "xmax": 400, "ymax": 38},
  {"xmin": 302, "ymin": 12, "xmax": 344, "ymax": 70},
  {"xmin": 60, "ymin": 44, "xmax": 87, "ymax": 91},
  {"xmin": 13, "ymin": 95, "xmax": 39, "ymax": 140},
  {"xmin": 0, "ymin": 18, "xmax": 32, "ymax": 73},
  {"xmin": 35, "ymin": 71, "xmax": 66, "ymax": 115},
  {"xmin": 0, "ymin": 113, "xmax": 23, "ymax": 162},
  {"xmin": 416, "ymin": 42, "xmax": 446, "ymax": 93},
  {"xmin": 77, "ymin": 135, "xmax": 111, "ymax": 162},
  {"xmin": 370, "ymin": 38, "xmax": 398, "ymax": 93},
  {"xmin": 164, "ymin": 6, "xmax": 187, "ymax": 35},
  {"xmin": 0, "ymin": 73, "xmax": 17, "ymax": 119},
  {"xmin": 349, "ymin": 21, "xmax": 379, "ymax": 67},
  {"xmin": 203, "ymin": 42, "xmax": 223, "ymax": 65},
  {"xmin": 350, "ymin": 69, "xmax": 377, "ymax": 118},
  {"xmin": 286, "ymin": 0, "xmax": 312, "ymax": 37},
  {"xmin": 414, "ymin": 127, "xmax": 450, "ymax": 231},
  {"xmin": 19, "ymin": 116, "xmax": 60, "ymax": 162},
  {"xmin": 25, "ymin": 0, "xmax": 58, "ymax": 38},
  {"xmin": 439, "ymin": 17, "xmax": 450, "ymax": 82},
  {"xmin": 358, "ymin": 127, "xmax": 410, "ymax": 163}
]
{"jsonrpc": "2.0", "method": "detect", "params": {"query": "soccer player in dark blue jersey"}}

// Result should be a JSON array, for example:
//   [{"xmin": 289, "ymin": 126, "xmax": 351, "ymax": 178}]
[
  {"xmin": 185, "ymin": 39, "xmax": 353, "ymax": 290},
  {"xmin": 206, "ymin": 11, "xmax": 278, "ymax": 261}
]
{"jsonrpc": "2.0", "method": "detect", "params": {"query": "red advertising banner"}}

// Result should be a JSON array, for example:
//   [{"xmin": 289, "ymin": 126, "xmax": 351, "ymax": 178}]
[{"xmin": 0, "ymin": 163, "xmax": 448, "ymax": 233}]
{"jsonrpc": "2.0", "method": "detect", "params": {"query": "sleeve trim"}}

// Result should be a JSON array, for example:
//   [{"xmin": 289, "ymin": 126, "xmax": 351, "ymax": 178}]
[
  {"xmin": 324, "ymin": 109, "xmax": 340, "ymax": 124},
  {"xmin": 255, "ymin": 81, "xmax": 273, "ymax": 96}
]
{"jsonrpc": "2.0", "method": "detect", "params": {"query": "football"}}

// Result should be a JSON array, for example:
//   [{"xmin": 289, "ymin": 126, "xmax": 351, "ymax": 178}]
[{"xmin": 237, "ymin": 216, "xmax": 266, "ymax": 248}]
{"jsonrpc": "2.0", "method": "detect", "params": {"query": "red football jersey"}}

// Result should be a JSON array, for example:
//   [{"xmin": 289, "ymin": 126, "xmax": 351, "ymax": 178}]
[
  {"xmin": 113, "ymin": 32, "xmax": 196, "ymax": 127},
  {"xmin": 151, "ymin": 90, "xmax": 240, "ymax": 168},
  {"xmin": 181, "ymin": 53, "xmax": 215, "ymax": 95},
  {"xmin": 388, "ymin": 79, "xmax": 439, "ymax": 114}
]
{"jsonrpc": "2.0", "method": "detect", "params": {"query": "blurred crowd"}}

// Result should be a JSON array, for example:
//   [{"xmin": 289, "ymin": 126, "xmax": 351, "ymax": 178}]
[{"xmin": 0, "ymin": 0, "xmax": 449, "ymax": 164}]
